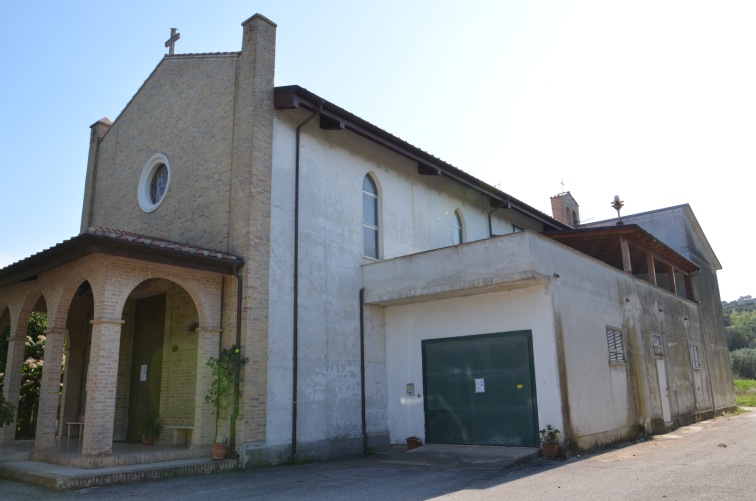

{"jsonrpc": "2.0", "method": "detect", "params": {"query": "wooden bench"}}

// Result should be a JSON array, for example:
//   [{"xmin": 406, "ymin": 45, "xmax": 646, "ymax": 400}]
[
  {"xmin": 66, "ymin": 421, "xmax": 84, "ymax": 439},
  {"xmin": 164, "ymin": 425, "xmax": 194, "ymax": 446}
]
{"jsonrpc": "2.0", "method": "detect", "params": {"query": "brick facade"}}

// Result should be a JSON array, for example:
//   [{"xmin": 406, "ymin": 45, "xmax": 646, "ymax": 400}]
[{"xmin": 0, "ymin": 254, "xmax": 225, "ymax": 455}]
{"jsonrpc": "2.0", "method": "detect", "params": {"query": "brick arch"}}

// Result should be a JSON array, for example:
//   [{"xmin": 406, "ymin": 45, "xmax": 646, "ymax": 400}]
[
  {"xmin": 49, "ymin": 269, "xmax": 99, "ymax": 332},
  {"xmin": 12, "ymin": 292, "xmax": 49, "ymax": 341},
  {"xmin": 102, "ymin": 265, "xmax": 220, "ymax": 330}
]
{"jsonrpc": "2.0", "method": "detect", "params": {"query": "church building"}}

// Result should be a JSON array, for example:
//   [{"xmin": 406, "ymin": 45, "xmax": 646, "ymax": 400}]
[{"xmin": 0, "ymin": 13, "xmax": 735, "ymax": 468}]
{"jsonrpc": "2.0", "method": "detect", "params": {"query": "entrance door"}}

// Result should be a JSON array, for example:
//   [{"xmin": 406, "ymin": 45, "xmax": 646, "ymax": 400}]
[
  {"xmin": 422, "ymin": 331, "xmax": 539, "ymax": 446},
  {"xmin": 656, "ymin": 358, "xmax": 672, "ymax": 423},
  {"xmin": 127, "ymin": 294, "xmax": 165, "ymax": 442},
  {"xmin": 652, "ymin": 335, "xmax": 672, "ymax": 423}
]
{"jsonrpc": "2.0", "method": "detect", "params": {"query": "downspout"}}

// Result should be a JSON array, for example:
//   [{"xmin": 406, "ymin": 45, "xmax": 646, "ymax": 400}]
[
  {"xmin": 696, "ymin": 301, "xmax": 717, "ymax": 415},
  {"xmin": 292, "ymin": 104, "xmax": 322, "ymax": 460},
  {"xmin": 488, "ymin": 199, "xmax": 510, "ymax": 237},
  {"xmin": 230, "ymin": 263, "xmax": 243, "ymax": 458},
  {"xmin": 359, "ymin": 288, "xmax": 367, "ymax": 454}
]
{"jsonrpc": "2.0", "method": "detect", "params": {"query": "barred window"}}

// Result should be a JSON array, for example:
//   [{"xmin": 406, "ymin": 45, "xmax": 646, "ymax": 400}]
[
  {"xmin": 606, "ymin": 327, "xmax": 626, "ymax": 363},
  {"xmin": 690, "ymin": 344, "xmax": 701, "ymax": 369}
]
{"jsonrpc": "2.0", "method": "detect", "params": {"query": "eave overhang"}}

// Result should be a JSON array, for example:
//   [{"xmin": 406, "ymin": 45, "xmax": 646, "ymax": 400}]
[
  {"xmin": 274, "ymin": 85, "xmax": 569, "ymax": 232},
  {"xmin": 542, "ymin": 224, "xmax": 699, "ymax": 275},
  {"xmin": 0, "ymin": 228, "xmax": 243, "ymax": 289}
]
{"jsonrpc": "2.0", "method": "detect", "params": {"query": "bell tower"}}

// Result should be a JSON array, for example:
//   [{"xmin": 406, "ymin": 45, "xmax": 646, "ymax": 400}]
[{"xmin": 550, "ymin": 192, "xmax": 580, "ymax": 228}]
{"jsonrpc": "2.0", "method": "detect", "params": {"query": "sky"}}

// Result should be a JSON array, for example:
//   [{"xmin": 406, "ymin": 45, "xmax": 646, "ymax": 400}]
[{"xmin": 1, "ymin": 0, "xmax": 754, "ymax": 301}]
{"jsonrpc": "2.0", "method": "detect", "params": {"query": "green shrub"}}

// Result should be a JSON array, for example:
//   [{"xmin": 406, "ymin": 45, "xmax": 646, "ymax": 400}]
[{"xmin": 731, "ymin": 348, "xmax": 756, "ymax": 380}]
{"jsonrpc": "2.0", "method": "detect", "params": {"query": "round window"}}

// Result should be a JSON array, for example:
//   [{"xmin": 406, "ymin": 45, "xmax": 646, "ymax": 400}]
[{"xmin": 138, "ymin": 153, "xmax": 171, "ymax": 212}]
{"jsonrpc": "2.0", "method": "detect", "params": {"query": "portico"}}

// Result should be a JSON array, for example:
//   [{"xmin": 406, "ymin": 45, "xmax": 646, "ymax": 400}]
[{"xmin": 0, "ymin": 228, "xmax": 241, "ymax": 462}]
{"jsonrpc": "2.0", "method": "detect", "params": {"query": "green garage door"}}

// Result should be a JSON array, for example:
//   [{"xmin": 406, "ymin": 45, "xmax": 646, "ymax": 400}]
[{"xmin": 422, "ymin": 331, "xmax": 538, "ymax": 446}]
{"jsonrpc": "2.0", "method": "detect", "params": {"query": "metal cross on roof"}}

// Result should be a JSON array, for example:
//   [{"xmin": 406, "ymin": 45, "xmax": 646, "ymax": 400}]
[{"xmin": 165, "ymin": 28, "xmax": 180, "ymax": 55}]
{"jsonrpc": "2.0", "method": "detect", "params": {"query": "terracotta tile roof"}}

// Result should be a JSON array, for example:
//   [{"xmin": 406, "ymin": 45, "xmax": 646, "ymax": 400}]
[
  {"xmin": 87, "ymin": 227, "xmax": 241, "ymax": 262},
  {"xmin": 0, "ymin": 228, "xmax": 242, "ymax": 288}
]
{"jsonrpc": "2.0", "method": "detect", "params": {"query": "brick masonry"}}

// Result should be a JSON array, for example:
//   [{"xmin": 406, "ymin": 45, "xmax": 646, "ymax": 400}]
[{"xmin": 0, "ymin": 253, "xmax": 225, "ymax": 455}]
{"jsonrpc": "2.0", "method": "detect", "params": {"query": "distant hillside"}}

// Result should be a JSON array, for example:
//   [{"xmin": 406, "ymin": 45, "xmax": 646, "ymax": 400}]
[{"xmin": 723, "ymin": 296, "xmax": 756, "ymax": 316}]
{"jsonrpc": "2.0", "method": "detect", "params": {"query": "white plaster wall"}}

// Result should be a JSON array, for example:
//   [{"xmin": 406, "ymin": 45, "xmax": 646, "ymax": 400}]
[
  {"xmin": 526, "ymin": 234, "xmax": 644, "ymax": 439},
  {"xmin": 383, "ymin": 286, "xmax": 562, "ymax": 444},
  {"xmin": 364, "ymin": 230, "xmax": 722, "ymax": 448},
  {"xmin": 265, "ymin": 109, "xmax": 549, "ymax": 449}
]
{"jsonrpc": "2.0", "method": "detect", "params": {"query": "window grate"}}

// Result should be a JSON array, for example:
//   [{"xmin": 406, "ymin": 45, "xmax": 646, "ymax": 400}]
[
  {"xmin": 690, "ymin": 344, "xmax": 701, "ymax": 369},
  {"xmin": 652, "ymin": 334, "xmax": 664, "ymax": 357},
  {"xmin": 606, "ymin": 327, "xmax": 626, "ymax": 363}
]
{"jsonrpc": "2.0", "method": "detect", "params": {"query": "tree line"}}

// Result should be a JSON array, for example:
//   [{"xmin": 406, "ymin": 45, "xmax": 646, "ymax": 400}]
[{"xmin": 723, "ymin": 299, "xmax": 756, "ymax": 379}]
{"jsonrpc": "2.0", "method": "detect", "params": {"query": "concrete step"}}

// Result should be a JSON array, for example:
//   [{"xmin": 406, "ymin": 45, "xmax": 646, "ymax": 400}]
[
  {"xmin": 0, "ymin": 456, "xmax": 237, "ymax": 490},
  {"xmin": 31, "ymin": 444, "xmax": 212, "ymax": 468}
]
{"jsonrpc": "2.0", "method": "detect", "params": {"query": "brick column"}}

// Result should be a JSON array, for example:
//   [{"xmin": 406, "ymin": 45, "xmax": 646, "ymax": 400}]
[
  {"xmin": 34, "ymin": 328, "xmax": 67, "ymax": 450},
  {"xmin": 231, "ymin": 12, "xmax": 277, "ymax": 450},
  {"xmin": 0, "ymin": 337, "xmax": 26, "ymax": 446},
  {"xmin": 59, "ymin": 348, "xmax": 84, "ymax": 436},
  {"xmin": 82, "ymin": 318, "xmax": 123, "ymax": 456},
  {"xmin": 193, "ymin": 328, "xmax": 221, "ymax": 446}
]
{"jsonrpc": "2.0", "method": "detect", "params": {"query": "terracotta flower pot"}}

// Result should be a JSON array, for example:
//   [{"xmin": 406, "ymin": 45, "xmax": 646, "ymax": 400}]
[
  {"xmin": 212, "ymin": 443, "xmax": 229, "ymax": 460},
  {"xmin": 141, "ymin": 434, "xmax": 155, "ymax": 445},
  {"xmin": 405, "ymin": 437, "xmax": 422, "ymax": 450},
  {"xmin": 541, "ymin": 443, "xmax": 560, "ymax": 459}
]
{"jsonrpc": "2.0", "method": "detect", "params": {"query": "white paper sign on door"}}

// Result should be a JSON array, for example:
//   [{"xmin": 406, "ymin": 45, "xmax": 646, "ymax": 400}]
[
  {"xmin": 474, "ymin": 378, "xmax": 485, "ymax": 393},
  {"xmin": 140, "ymin": 364, "xmax": 148, "ymax": 382}
]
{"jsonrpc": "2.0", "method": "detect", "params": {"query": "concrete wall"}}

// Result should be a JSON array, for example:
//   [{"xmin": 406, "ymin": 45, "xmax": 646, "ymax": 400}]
[
  {"xmin": 262, "ymin": 108, "xmax": 550, "ymax": 461},
  {"xmin": 381, "ymin": 286, "xmax": 561, "ymax": 444},
  {"xmin": 363, "ymin": 230, "xmax": 725, "ymax": 451},
  {"xmin": 598, "ymin": 207, "xmax": 735, "ymax": 413}
]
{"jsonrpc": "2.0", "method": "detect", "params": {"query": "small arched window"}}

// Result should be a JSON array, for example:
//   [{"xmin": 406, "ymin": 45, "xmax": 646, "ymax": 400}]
[
  {"xmin": 362, "ymin": 175, "xmax": 379, "ymax": 259},
  {"xmin": 452, "ymin": 210, "xmax": 464, "ymax": 244},
  {"xmin": 572, "ymin": 210, "xmax": 578, "ymax": 227}
]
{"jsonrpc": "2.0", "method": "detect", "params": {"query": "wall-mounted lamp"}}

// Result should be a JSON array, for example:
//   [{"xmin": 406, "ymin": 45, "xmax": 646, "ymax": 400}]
[{"xmin": 186, "ymin": 321, "xmax": 199, "ymax": 332}]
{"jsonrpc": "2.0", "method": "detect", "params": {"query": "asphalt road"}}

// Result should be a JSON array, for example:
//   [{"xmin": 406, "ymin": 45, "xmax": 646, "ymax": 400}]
[{"xmin": 3, "ymin": 409, "xmax": 755, "ymax": 500}]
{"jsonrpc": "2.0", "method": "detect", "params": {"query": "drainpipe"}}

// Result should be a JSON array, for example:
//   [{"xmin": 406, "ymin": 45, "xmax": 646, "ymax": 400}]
[
  {"xmin": 230, "ymin": 263, "xmax": 244, "ymax": 458},
  {"xmin": 359, "ymin": 288, "xmax": 367, "ymax": 454},
  {"xmin": 696, "ymin": 302, "xmax": 717, "ymax": 415},
  {"xmin": 292, "ymin": 104, "xmax": 322, "ymax": 460},
  {"xmin": 487, "ymin": 199, "xmax": 510, "ymax": 237}
]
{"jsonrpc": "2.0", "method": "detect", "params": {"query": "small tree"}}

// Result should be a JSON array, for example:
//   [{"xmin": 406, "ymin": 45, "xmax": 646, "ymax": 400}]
[
  {"xmin": 16, "ymin": 312, "xmax": 46, "ymax": 438},
  {"xmin": 205, "ymin": 344, "xmax": 248, "ymax": 444}
]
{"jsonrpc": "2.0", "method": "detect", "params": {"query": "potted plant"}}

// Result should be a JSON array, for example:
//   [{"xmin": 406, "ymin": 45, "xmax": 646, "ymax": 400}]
[
  {"xmin": 205, "ymin": 344, "xmax": 249, "ymax": 460},
  {"xmin": 539, "ymin": 424, "xmax": 561, "ymax": 458},
  {"xmin": 405, "ymin": 436, "xmax": 423, "ymax": 450},
  {"xmin": 140, "ymin": 411, "xmax": 161, "ymax": 445}
]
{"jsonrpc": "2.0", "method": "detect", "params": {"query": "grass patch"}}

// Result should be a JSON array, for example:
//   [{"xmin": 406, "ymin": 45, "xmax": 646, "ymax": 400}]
[{"xmin": 734, "ymin": 379, "xmax": 756, "ymax": 407}]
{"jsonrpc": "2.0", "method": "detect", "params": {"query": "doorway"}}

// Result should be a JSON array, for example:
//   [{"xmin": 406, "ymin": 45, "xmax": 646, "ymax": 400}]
[
  {"xmin": 422, "ymin": 331, "xmax": 539, "ymax": 446},
  {"xmin": 127, "ymin": 294, "xmax": 165, "ymax": 442},
  {"xmin": 652, "ymin": 334, "xmax": 672, "ymax": 423}
]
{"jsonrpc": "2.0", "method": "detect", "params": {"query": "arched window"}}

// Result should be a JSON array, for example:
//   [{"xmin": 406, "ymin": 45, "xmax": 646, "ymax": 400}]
[
  {"xmin": 452, "ymin": 210, "xmax": 464, "ymax": 244},
  {"xmin": 362, "ymin": 175, "xmax": 379, "ymax": 259},
  {"xmin": 572, "ymin": 210, "xmax": 578, "ymax": 227}
]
